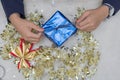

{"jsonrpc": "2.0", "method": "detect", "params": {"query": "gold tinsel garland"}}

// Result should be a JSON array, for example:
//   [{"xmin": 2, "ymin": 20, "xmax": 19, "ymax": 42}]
[{"xmin": 0, "ymin": 8, "xmax": 100, "ymax": 80}]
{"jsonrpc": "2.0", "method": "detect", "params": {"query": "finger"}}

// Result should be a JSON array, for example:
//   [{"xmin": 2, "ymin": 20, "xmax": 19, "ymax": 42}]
[
  {"xmin": 28, "ymin": 38, "xmax": 40, "ymax": 43},
  {"xmin": 22, "ymin": 36, "xmax": 39, "ymax": 43},
  {"xmin": 76, "ymin": 11, "xmax": 90, "ymax": 23},
  {"xmin": 86, "ymin": 27, "xmax": 97, "ymax": 32},
  {"xmin": 79, "ymin": 23, "xmax": 90, "ymax": 31},
  {"xmin": 28, "ymin": 33, "xmax": 43, "ymax": 43},
  {"xmin": 30, "ymin": 23, "xmax": 44, "ymax": 32},
  {"xmin": 29, "ymin": 32, "xmax": 41, "ymax": 39},
  {"xmin": 76, "ymin": 18, "xmax": 89, "ymax": 28},
  {"xmin": 85, "ymin": 28, "xmax": 94, "ymax": 32}
]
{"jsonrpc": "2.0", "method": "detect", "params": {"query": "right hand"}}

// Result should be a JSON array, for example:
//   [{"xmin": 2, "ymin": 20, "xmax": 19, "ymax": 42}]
[
  {"xmin": 9, "ymin": 13, "xmax": 44, "ymax": 43},
  {"xmin": 75, "ymin": 5, "xmax": 109, "ymax": 32}
]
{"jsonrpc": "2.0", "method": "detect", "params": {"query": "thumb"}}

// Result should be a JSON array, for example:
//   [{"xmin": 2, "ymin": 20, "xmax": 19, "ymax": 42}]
[{"xmin": 76, "ymin": 11, "xmax": 90, "ymax": 23}]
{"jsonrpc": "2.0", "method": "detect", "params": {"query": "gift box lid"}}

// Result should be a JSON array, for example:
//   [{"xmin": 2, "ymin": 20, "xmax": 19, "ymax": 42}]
[{"xmin": 42, "ymin": 11, "xmax": 77, "ymax": 47}]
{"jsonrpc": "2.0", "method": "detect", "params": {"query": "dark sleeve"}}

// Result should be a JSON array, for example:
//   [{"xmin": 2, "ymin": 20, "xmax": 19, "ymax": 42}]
[
  {"xmin": 103, "ymin": 0, "xmax": 120, "ymax": 15},
  {"xmin": 1, "ymin": 0, "xmax": 25, "ymax": 20}
]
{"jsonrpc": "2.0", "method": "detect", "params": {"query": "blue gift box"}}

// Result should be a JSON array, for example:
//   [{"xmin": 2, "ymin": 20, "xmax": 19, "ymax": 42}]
[{"xmin": 42, "ymin": 11, "xmax": 77, "ymax": 47}]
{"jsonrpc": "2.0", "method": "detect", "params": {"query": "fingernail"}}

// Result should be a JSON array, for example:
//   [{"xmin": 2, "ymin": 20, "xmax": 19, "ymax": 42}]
[{"xmin": 39, "ymin": 31, "xmax": 43, "ymax": 33}]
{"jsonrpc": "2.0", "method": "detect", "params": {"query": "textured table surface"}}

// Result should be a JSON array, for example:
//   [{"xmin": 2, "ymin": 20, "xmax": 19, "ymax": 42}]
[{"xmin": 0, "ymin": 0, "xmax": 120, "ymax": 80}]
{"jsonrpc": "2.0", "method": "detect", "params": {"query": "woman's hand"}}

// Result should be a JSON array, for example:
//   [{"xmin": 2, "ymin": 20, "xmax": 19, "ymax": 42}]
[
  {"xmin": 76, "ymin": 5, "xmax": 109, "ymax": 32},
  {"xmin": 9, "ymin": 13, "xmax": 44, "ymax": 43}
]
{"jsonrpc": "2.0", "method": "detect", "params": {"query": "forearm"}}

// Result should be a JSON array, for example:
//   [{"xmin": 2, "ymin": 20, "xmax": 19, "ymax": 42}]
[{"xmin": 1, "ymin": 0, "xmax": 25, "ymax": 21}]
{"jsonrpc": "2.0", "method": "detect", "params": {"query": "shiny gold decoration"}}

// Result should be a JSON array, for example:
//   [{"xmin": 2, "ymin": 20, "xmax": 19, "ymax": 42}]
[{"xmin": 0, "ymin": 10, "xmax": 100, "ymax": 80}]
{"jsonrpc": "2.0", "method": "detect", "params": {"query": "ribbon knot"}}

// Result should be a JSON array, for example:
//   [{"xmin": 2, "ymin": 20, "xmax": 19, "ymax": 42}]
[{"xmin": 10, "ymin": 39, "xmax": 40, "ymax": 69}]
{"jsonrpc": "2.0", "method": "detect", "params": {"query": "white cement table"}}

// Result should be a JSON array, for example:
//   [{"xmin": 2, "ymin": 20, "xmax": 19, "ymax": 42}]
[{"xmin": 0, "ymin": 0, "xmax": 120, "ymax": 80}]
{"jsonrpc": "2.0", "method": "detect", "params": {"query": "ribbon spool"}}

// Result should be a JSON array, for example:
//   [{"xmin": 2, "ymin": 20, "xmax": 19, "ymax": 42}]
[{"xmin": 0, "ymin": 65, "xmax": 6, "ymax": 80}]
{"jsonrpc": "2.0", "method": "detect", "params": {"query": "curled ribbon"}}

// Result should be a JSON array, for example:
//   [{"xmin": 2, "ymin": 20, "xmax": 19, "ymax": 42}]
[{"xmin": 10, "ymin": 39, "xmax": 39, "ymax": 69}]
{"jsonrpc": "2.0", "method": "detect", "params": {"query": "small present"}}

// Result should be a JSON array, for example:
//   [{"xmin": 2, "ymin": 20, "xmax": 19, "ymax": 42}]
[{"xmin": 42, "ymin": 11, "xmax": 77, "ymax": 46}]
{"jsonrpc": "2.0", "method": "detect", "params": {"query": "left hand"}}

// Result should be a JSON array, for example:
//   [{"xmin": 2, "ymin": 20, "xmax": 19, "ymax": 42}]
[{"xmin": 76, "ymin": 5, "xmax": 109, "ymax": 32}]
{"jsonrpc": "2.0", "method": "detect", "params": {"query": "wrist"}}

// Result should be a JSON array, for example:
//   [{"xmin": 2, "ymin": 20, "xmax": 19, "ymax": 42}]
[
  {"xmin": 9, "ymin": 13, "xmax": 22, "ymax": 23},
  {"xmin": 98, "ymin": 5, "xmax": 109, "ymax": 19},
  {"xmin": 103, "ymin": 3, "xmax": 115, "ymax": 18},
  {"xmin": 9, "ymin": 13, "xmax": 23, "ymax": 27}
]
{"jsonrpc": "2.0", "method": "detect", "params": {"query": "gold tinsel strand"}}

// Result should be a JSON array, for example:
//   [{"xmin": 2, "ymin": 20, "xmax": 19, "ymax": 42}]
[{"xmin": 0, "ymin": 9, "xmax": 100, "ymax": 80}]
